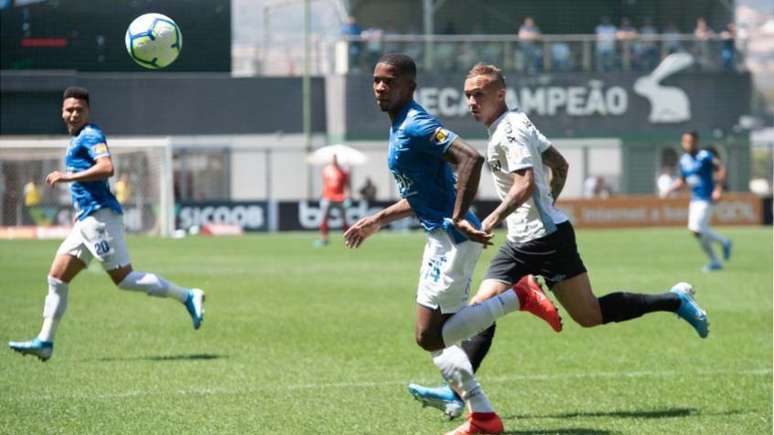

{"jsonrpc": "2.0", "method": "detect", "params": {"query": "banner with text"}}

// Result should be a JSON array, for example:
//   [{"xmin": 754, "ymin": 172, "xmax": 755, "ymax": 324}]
[
  {"xmin": 557, "ymin": 193, "xmax": 762, "ymax": 228},
  {"xmin": 344, "ymin": 71, "xmax": 751, "ymax": 139},
  {"xmin": 176, "ymin": 201, "xmax": 271, "ymax": 232},
  {"xmin": 173, "ymin": 196, "xmax": 762, "ymax": 233}
]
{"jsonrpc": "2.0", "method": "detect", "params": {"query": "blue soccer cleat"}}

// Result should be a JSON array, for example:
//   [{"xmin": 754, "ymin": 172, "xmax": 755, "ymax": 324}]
[
  {"xmin": 184, "ymin": 288, "xmax": 205, "ymax": 330},
  {"xmin": 670, "ymin": 282, "xmax": 709, "ymax": 338},
  {"xmin": 702, "ymin": 261, "xmax": 723, "ymax": 272},
  {"xmin": 722, "ymin": 240, "xmax": 732, "ymax": 262},
  {"xmin": 8, "ymin": 338, "xmax": 53, "ymax": 362},
  {"xmin": 408, "ymin": 383, "xmax": 464, "ymax": 420}
]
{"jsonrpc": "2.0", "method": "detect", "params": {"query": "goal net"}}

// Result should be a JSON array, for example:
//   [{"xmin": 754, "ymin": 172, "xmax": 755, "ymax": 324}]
[{"xmin": 0, "ymin": 136, "xmax": 174, "ymax": 237}]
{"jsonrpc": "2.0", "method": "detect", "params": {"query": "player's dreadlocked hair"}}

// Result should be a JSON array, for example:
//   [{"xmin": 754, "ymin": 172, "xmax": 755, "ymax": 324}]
[
  {"xmin": 377, "ymin": 53, "xmax": 416, "ymax": 81},
  {"xmin": 63, "ymin": 86, "xmax": 90, "ymax": 105},
  {"xmin": 467, "ymin": 63, "xmax": 506, "ymax": 89}
]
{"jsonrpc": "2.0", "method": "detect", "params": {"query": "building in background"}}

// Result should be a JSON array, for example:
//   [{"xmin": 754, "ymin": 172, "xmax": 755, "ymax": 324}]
[{"xmin": 1, "ymin": 0, "xmax": 769, "ymax": 232}]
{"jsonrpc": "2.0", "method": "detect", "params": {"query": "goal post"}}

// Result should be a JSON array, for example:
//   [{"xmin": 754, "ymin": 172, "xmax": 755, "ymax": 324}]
[{"xmin": 0, "ymin": 136, "xmax": 175, "ymax": 237}]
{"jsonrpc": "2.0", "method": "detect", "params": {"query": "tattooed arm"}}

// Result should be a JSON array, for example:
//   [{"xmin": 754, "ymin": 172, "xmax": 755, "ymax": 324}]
[
  {"xmin": 541, "ymin": 146, "xmax": 568, "ymax": 202},
  {"xmin": 443, "ymin": 137, "xmax": 485, "ymax": 224}
]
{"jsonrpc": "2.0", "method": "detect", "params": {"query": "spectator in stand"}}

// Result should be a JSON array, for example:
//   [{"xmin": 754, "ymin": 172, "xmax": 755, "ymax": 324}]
[
  {"xmin": 637, "ymin": 17, "xmax": 659, "ymax": 70},
  {"xmin": 595, "ymin": 17, "xmax": 618, "ymax": 72},
  {"xmin": 358, "ymin": 177, "xmax": 377, "ymax": 202},
  {"xmin": 616, "ymin": 17, "xmax": 639, "ymax": 70},
  {"xmin": 583, "ymin": 175, "xmax": 612, "ymax": 199},
  {"xmin": 551, "ymin": 41, "xmax": 572, "ymax": 71},
  {"xmin": 720, "ymin": 22, "xmax": 737, "ymax": 71},
  {"xmin": 437, "ymin": 21, "xmax": 458, "ymax": 72},
  {"xmin": 693, "ymin": 17, "xmax": 715, "ymax": 70},
  {"xmin": 341, "ymin": 15, "xmax": 363, "ymax": 72},
  {"xmin": 363, "ymin": 26, "xmax": 384, "ymax": 70},
  {"xmin": 518, "ymin": 17, "xmax": 542, "ymax": 73},
  {"xmin": 663, "ymin": 22, "xmax": 683, "ymax": 54},
  {"xmin": 457, "ymin": 41, "xmax": 477, "ymax": 72},
  {"xmin": 694, "ymin": 17, "xmax": 714, "ymax": 40}
]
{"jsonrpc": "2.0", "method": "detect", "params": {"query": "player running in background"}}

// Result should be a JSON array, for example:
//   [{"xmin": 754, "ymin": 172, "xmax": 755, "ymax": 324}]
[
  {"xmin": 409, "ymin": 64, "xmax": 710, "ymax": 419},
  {"xmin": 8, "ymin": 87, "xmax": 204, "ymax": 362},
  {"xmin": 316, "ymin": 154, "xmax": 351, "ymax": 247},
  {"xmin": 344, "ymin": 54, "xmax": 561, "ymax": 435},
  {"xmin": 662, "ymin": 131, "xmax": 732, "ymax": 271}
]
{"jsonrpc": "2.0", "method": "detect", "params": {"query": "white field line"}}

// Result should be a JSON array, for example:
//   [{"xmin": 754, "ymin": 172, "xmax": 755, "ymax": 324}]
[{"xmin": 7, "ymin": 367, "xmax": 772, "ymax": 402}]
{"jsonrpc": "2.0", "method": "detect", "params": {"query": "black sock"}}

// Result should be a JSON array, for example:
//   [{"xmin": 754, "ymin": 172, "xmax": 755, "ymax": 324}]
[
  {"xmin": 599, "ymin": 292, "xmax": 681, "ymax": 324},
  {"xmin": 461, "ymin": 323, "xmax": 496, "ymax": 373}
]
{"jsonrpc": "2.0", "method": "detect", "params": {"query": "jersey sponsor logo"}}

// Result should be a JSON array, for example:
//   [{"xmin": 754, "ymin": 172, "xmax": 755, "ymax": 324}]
[
  {"xmin": 503, "ymin": 121, "xmax": 518, "ymax": 143},
  {"xmin": 93, "ymin": 143, "xmax": 108, "ymax": 154},
  {"xmin": 392, "ymin": 171, "xmax": 415, "ymax": 194},
  {"xmin": 488, "ymin": 158, "xmax": 502, "ymax": 172},
  {"xmin": 432, "ymin": 127, "xmax": 449, "ymax": 144}
]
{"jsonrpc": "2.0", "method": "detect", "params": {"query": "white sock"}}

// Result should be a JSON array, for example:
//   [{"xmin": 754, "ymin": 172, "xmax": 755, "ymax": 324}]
[
  {"xmin": 704, "ymin": 228, "xmax": 729, "ymax": 245},
  {"xmin": 698, "ymin": 234, "xmax": 719, "ymax": 262},
  {"xmin": 38, "ymin": 317, "xmax": 59, "ymax": 343},
  {"xmin": 38, "ymin": 276, "xmax": 69, "ymax": 342},
  {"xmin": 441, "ymin": 290, "xmax": 518, "ymax": 346},
  {"xmin": 117, "ymin": 271, "xmax": 189, "ymax": 302},
  {"xmin": 431, "ymin": 345, "xmax": 494, "ymax": 413}
]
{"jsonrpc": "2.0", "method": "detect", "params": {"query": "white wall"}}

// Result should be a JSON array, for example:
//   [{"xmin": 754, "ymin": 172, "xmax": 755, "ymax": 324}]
[{"xmin": 171, "ymin": 134, "xmax": 621, "ymax": 201}]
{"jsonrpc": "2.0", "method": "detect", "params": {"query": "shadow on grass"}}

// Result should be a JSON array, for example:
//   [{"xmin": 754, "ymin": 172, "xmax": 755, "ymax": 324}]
[
  {"xmin": 96, "ymin": 353, "xmax": 225, "ymax": 362},
  {"xmin": 145, "ymin": 353, "xmax": 225, "ymax": 361},
  {"xmin": 504, "ymin": 407, "xmax": 698, "ymax": 421},
  {"xmin": 498, "ymin": 407, "xmax": 750, "ymax": 433}
]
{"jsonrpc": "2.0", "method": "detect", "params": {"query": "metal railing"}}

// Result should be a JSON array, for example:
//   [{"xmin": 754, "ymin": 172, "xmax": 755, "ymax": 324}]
[{"xmin": 238, "ymin": 33, "xmax": 746, "ymax": 76}]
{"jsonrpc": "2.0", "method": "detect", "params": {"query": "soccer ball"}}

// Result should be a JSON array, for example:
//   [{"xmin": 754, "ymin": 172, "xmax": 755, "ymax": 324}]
[{"xmin": 125, "ymin": 13, "xmax": 182, "ymax": 69}]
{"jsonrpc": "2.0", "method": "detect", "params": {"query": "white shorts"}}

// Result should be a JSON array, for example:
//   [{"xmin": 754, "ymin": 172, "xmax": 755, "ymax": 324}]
[
  {"xmin": 688, "ymin": 200, "xmax": 714, "ymax": 234},
  {"xmin": 56, "ymin": 208, "xmax": 131, "ymax": 270},
  {"xmin": 416, "ymin": 229, "xmax": 483, "ymax": 314}
]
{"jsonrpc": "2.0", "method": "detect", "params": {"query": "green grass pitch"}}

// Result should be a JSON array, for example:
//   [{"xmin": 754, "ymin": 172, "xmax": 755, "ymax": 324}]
[{"xmin": 1, "ymin": 227, "xmax": 771, "ymax": 434}]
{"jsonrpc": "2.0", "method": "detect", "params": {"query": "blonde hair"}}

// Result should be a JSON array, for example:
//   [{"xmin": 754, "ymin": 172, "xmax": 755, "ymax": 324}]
[{"xmin": 466, "ymin": 63, "xmax": 506, "ymax": 89}]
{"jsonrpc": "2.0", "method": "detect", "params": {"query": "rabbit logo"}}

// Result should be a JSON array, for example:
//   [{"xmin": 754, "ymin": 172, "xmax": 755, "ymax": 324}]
[{"xmin": 633, "ymin": 53, "xmax": 694, "ymax": 123}]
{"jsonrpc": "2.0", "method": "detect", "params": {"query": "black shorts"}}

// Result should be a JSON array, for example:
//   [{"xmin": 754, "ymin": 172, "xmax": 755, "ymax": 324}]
[{"xmin": 483, "ymin": 221, "xmax": 587, "ymax": 288}]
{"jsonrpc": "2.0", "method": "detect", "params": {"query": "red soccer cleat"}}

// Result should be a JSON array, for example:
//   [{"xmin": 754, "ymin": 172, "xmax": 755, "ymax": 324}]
[
  {"xmin": 445, "ymin": 412, "xmax": 504, "ymax": 435},
  {"xmin": 513, "ymin": 275, "xmax": 563, "ymax": 332}
]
